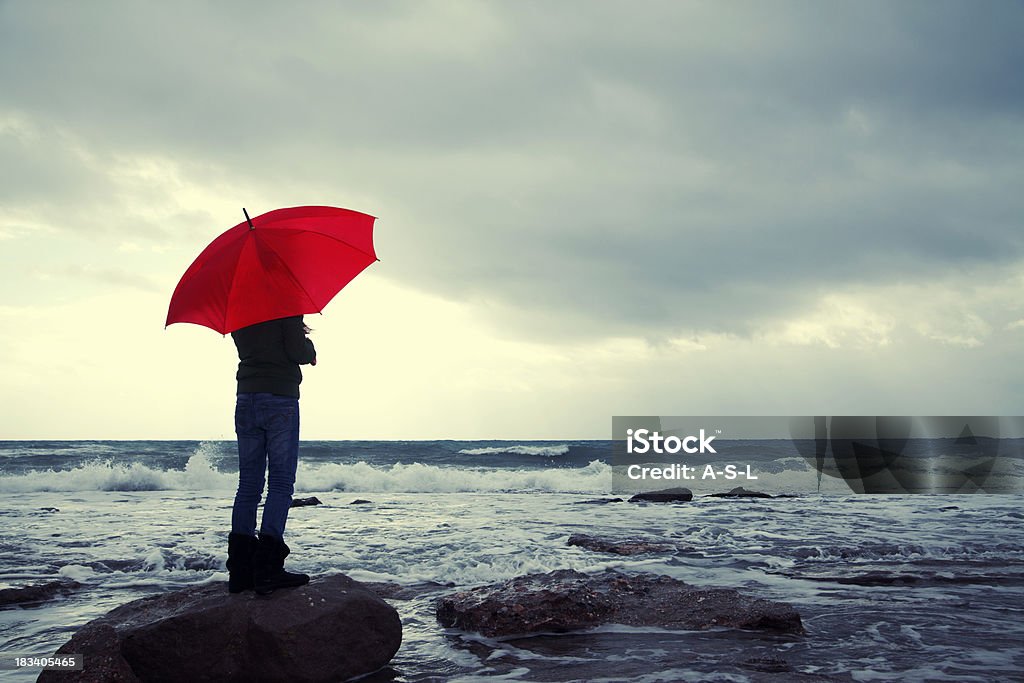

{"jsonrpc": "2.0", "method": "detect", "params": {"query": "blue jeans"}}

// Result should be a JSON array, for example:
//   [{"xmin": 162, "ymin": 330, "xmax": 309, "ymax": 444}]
[{"xmin": 231, "ymin": 393, "xmax": 300, "ymax": 540}]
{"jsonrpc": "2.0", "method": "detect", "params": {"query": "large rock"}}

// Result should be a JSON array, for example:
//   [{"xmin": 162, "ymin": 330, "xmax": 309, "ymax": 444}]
[
  {"xmin": 436, "ymin": 569, "xmax": 802, "ymax": 637},
  {"xmin": 38, "ymin": 574, "xmax": 401, "ymax": 683}
]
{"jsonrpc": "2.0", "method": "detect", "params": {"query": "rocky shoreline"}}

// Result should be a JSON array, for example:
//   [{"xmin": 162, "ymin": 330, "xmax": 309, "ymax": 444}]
[{"xmin": 22, "ymin": 487, "xmax": 816, "ymax": 682}]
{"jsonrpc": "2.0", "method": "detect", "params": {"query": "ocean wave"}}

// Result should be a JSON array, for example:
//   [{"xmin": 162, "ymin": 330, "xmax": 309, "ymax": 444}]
[
  {"xmin": 0, "ymin": 453, "xmax": 612, "ymax": 494},
  {"xmin": 5, "ymin": 452, "xmax": 1014, "ymax": 495},
  {"xmin": 297, "ymin": 459, "xmax": 609, "ymax": 493},
  {"xmin": 0, "ymin": 449, "xmax": 233, "ymax": 493},
  {"xmin": 457, "ymin": 445, "xmax": 571, "ymax": 457}
]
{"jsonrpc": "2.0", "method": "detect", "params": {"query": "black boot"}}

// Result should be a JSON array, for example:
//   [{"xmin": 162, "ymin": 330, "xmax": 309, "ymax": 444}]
[
  {"xmin": 253, "ymin": 533, "xmax": 309, "ymax": 596},
  {"xmin": 226, "ymin": 533, "xmax": 257, "ymax": 593}
]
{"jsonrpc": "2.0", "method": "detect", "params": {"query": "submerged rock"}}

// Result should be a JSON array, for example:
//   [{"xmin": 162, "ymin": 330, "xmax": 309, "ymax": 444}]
[
  {"xmin": 290, "ymin": 496, "xmax": 323, "ymax": 507},
  {"xmin": 569, "ymin": 497, "xmax": 624, "ymax": 505},
  {"xmin": 90, "ymin": 559, "xmax": 145, "ymax": 573},
  {"xmin": 436, "ymin": 569, "xmax": 802, "ymax": 637},
  {"xmin": 707, "ymin": 487, "xmax": 774, "ymax": 499},
  {"xmin": 780, "ymin": 570, "xmax": 1023, "ymax": 587},
  {"xmin": 38, "ymin": 574, "xmax": 402, "ymax": 683},
  {"xmin": 741, "ymin": 655, "xmax": 794, "ymax": 673},
  {"xmin": 567, "ymin": 533, "xmax": 677, "ymax": 556},
  {"xmin": 349, "ymin": 499, "xmax": 373, "ymax": 505},
  {"xmin": 627, "ymin": 487, "xmax": 693, "ymax": 503},
  {"xmin": 0, "ymin": 580, "xmax": 79, "ymax": 608}
]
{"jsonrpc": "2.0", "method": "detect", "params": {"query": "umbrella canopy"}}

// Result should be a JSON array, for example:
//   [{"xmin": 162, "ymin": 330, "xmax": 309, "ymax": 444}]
[{"xmin": 166, "ymin": 205, "xmax": 377, "ymax": 334}]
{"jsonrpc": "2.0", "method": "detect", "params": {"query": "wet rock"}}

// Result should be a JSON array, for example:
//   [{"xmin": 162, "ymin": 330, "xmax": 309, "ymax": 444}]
[
  {"xmin": 627, "ymin": 487, "xmax": 693, "ymax": 503},
  {"xmin": 290, "ymin": 496, "xmax": 323, "ymax": 508},
  {"xmin": 567, "ymin": 533, "xmax": 677, "ymax": 556},
  {"xmin": 707, "ymin": 487, "xmax": 774, "ymax": 499},
  {"xmin": 783, "ymin": 570, "xmax": 1024, "ymax": 587},
  {"xmin": 38, "ymin": 574, "xmax": 402, "ymax": 683},
  {"xmin": 40, "ymin": 507, "xmax": 60, "ymax": 512},
  {"xmin": 436, "ymin": 569, "xmax": 802, "ymax": 638},
  {"xmin": 350, "ymin": 499, "xmax": 373, "ymax": 505},
  {"xmin": 0, "ymin": 580, "xmax": 80, "ymax": 608}
]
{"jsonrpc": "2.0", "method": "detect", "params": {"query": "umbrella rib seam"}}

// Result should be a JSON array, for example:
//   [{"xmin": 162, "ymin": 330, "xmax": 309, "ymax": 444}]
[
  {"xmin": 259, "ymin": 228, "xmax": 376, "ymax": 261},
  {"xmin": 222, "ymin": 235, "xmax": 251, "ymax": 332},
  {"xmin": 256, "ymin": 236, "xmax": 321, "ymax": 314}
]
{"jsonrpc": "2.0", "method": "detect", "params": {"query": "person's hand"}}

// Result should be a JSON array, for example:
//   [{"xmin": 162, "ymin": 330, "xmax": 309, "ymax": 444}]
[{"xmin": 311, "ymin": 358, "xmax": 317, "ymax": 366}]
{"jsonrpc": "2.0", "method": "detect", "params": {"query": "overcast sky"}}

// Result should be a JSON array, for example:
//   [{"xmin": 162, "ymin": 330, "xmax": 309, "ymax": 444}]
[{"xmin": 1, "ymin": 1, "xmax": 1022, "ymax": 439}]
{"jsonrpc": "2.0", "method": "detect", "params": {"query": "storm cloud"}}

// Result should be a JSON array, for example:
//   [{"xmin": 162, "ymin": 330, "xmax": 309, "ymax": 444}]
[
  {"xmin": 1, "ymin": 1, "xmax": 1022, "ymax": 437},
  {"xmin": 3, "ymin": 2, "xmax": 1023, "ymax": 337}
]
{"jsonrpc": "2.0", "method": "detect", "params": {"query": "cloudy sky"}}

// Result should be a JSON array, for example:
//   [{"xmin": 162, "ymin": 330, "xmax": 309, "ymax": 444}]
[{"xmin": 1, "ymin": 1, "xmax": 1022, "ymax": 439}]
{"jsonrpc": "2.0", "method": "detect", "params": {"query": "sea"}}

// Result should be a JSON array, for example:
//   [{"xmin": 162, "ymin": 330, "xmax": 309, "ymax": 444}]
[{"xmin": 1, "ymin": 440, "xmax": 1023, "ymax": 682}]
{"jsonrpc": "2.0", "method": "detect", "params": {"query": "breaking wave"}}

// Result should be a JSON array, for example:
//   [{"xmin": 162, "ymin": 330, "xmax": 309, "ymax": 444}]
[
  {"xmin": 0, "ymin": 456, "xmax": 612, "ymax": 494},
  {"xmin": 0, "ymin": 451, "xmax": 232, "ymax": 493},
  {"xmin": 298, "ymin": 459, "xmax": 609, "ymax": 493},
  {"xmin": 458, "ymin": 445, "xmax": 571, "ymax": 457}
]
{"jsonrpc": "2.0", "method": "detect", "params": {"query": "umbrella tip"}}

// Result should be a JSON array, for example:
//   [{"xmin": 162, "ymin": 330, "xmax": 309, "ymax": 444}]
[{"xmin": 243, "ymin": 208, "xmax": 255, "ymax": 230}]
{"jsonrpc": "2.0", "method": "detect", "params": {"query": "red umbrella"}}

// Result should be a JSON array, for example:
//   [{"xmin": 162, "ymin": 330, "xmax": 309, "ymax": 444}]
[{"xmin": 166, "ymin": 205, "xmax": 377, "ymax": 334}]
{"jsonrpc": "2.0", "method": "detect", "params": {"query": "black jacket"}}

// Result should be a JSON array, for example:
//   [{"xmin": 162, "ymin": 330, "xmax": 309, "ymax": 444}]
[{"xmin": 231, "ymin": 316, "xmax": 316, "ymax": 398}]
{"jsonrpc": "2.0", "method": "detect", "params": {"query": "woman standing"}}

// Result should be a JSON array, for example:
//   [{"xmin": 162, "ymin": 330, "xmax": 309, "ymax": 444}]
[{"xmin": 225, "ymin": 314, "xmax": 316, "ymax": 595}]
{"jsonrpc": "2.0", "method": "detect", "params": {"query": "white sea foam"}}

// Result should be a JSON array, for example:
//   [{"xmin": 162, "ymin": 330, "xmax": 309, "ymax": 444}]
[
  {"xmin": 142, "ymin": 549, "xmax": 167, "ymax": 572},
  {"xmin": 296, "ymin": 459, "xmax": 610, "ymax": 494},
  {"xmin": 458, "ymin": 445, "xmax": 571, "ymax": 457},
  {"xmin": 0, "ymin": 457, "xmax": 613, "ymax": 494},
  {"xmin": 57, "ymin": 564, "xmax": 95, "ymax": 582},
  {"xmin": 0, "ymin": 450, "xmax": 235, "ymax": 493}
]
